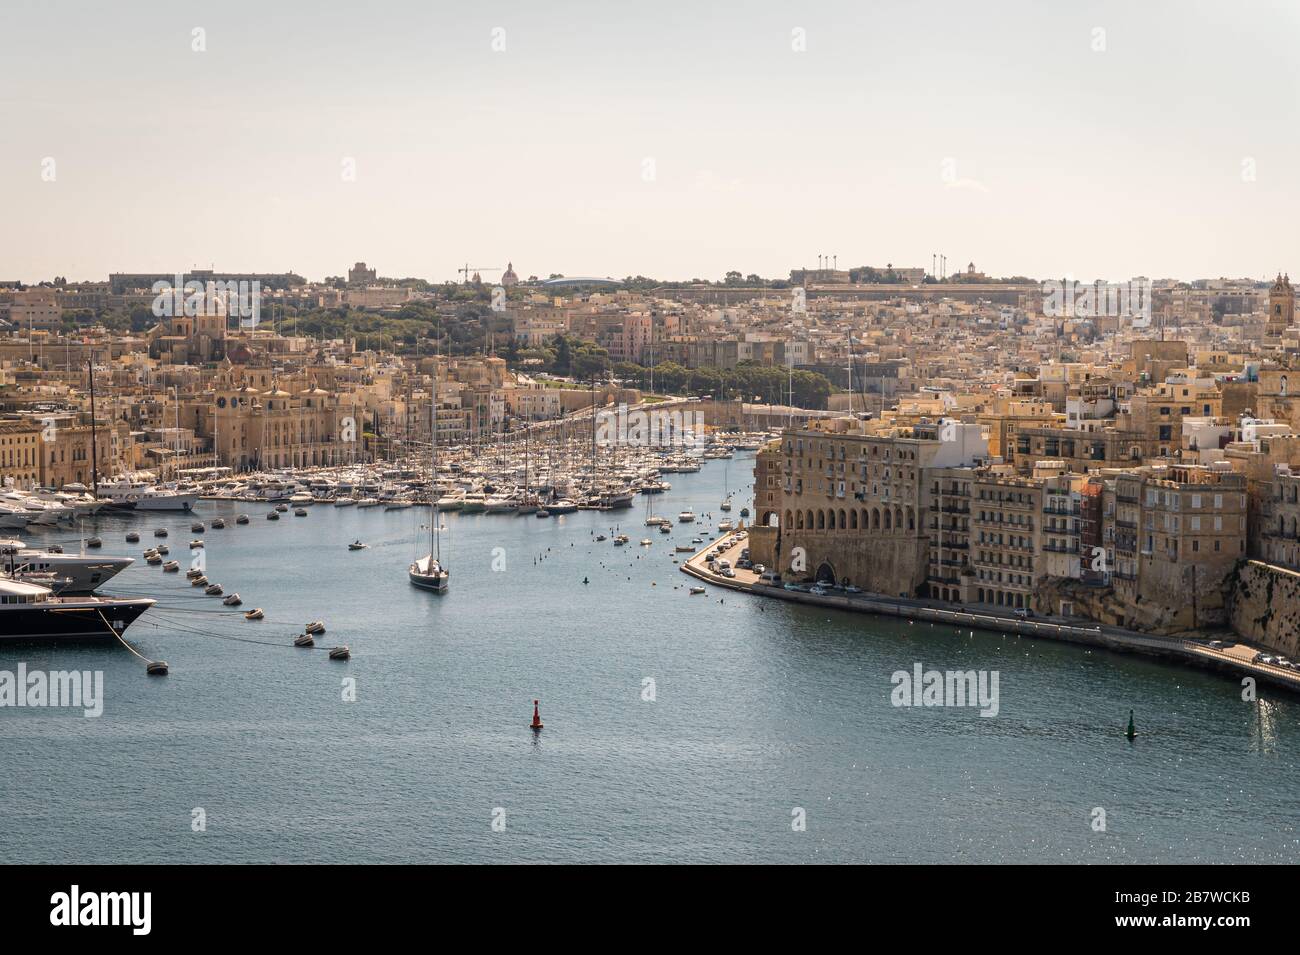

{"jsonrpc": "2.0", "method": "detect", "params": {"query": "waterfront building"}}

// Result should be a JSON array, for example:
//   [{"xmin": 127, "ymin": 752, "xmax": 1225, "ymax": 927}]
[
  {"xmin": 0, "ymin": 420, "xmax": 42, "ymax": 488},
  {"xmin": 750, "ymin": 418, "xmax": 988, "ymax": 596},
  {"xmin": 1104, "ymin": 464, "xmax": 1246, "ymax": 630}
]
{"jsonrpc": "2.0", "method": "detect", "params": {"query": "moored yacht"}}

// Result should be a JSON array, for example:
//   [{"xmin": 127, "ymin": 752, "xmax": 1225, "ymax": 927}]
[
  {"xmin": 410, "ymin": 389, "xmax": 449, "ymax": 594},
  {"xmin": 0, "ymin": 578, "xmax": 154, "ymax": 640},
  {"xmin": 99, "ymin": 478, "xmax": 199, "ymax": 512},
  {"xmin": 0, "ymin": 539, "xmax": 133, "ymax": 595}
]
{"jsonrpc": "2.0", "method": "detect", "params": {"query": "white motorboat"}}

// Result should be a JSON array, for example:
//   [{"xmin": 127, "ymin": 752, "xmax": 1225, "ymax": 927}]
[{"xmin": 99, "ymin": 478, "xmax": 199, "ymax": 512}]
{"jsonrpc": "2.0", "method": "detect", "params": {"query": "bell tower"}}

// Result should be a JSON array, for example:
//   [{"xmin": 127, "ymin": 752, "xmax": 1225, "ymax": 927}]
[{"xmin": 1267, "ymin": 273, "xmax": 1294, "ymax": 336}]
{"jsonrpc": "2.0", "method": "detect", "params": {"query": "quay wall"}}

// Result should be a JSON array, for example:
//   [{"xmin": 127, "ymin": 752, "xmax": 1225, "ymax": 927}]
[
  {"xmin": 1230, "ymin": 560, "xmax": 1300, "ymax": 658},
  {"xmin": 682, "ymin": 536, "xmax": 1300, "ymax": 695}
]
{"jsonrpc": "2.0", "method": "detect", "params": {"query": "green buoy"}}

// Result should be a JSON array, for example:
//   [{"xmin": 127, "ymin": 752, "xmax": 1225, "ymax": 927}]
[{"xmin": 1125, "ymin": 709, "xmax": 1137, "ymax": 740}]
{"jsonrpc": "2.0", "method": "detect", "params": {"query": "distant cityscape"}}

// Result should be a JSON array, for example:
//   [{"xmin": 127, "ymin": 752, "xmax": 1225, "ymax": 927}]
[{"xmin": 1, "ymin": 261, "xmax": 1299, "ymax": 652}]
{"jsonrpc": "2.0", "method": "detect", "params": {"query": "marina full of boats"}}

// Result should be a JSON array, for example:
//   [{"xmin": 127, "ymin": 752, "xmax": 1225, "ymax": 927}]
[
  {"xmin": 0, "ymin": 429, "xmax": 768, "ymax": 647},
  {"xmin": 179, "ymin": 430, "xmax": 771, "ymax": 519}
]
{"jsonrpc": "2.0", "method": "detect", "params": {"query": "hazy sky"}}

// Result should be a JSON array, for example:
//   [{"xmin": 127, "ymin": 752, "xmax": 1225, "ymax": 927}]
[{"xmin": 2, "ymin": 0, "xmax": 1297, "ymax": 284}]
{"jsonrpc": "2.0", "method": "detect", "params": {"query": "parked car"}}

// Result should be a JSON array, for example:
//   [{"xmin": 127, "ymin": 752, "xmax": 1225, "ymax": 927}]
[
  {"xmin": 1013, "ymin": 608, "xmax": 1033, "ymax": 619},
  {"xmin": 753, "ymin": 564, "xmax": 768, "ymax": 577},
  {"xmin": 809, "ymin": 585, "xmax": 828, "ymax": 595}
]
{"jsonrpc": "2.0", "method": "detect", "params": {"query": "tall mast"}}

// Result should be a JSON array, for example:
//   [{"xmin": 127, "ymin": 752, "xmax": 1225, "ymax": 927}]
[
  {"xmin": 846, "ymin": 331, "xmax": 853, "ymax": 417},
  {"xmin": 431, "ymin": 378, "xmax": 440, "ymax": 563},
  {"xmin": 88, "ymin": 354, "xmax": 99, "ymax": 495}
]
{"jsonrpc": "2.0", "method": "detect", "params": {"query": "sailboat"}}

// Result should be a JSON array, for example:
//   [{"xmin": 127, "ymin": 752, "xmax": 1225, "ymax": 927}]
[{"xmin": 409, "ymin": 385, "xmax": 449, "ymax": 593}]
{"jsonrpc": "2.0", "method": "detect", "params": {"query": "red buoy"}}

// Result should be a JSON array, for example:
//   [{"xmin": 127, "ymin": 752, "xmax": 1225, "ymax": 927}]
[{"xmin": 530, "ymin": 699, "xmax": 544, "ymax": 731}]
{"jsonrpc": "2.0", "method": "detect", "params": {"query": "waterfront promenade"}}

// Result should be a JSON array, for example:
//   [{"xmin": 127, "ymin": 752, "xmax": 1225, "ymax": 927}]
[{"xmin": 682, "ymin": 531, "xmax": 1300, "ymax": 694}]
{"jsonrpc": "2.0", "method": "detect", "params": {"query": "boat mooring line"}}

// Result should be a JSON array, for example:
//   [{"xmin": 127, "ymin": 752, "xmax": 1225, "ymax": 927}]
[
  {"xmin": 96, "ymin": 609, "xmax": 167, "ymax": 674},
  {"xmin": 144, "ymin": 613, "xmax": 345, "ymax": 654}
]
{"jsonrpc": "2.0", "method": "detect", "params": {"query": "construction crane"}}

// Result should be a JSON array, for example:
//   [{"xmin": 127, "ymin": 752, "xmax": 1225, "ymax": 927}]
[{"xmin": 457, "ymin": 263, "xmax": 502, "ymax": 285}]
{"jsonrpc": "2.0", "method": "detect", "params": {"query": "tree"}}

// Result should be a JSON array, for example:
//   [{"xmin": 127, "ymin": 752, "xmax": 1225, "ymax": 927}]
[{"xmin": 552, "ymin": 335, "xmax": 572, "ymax": 374}]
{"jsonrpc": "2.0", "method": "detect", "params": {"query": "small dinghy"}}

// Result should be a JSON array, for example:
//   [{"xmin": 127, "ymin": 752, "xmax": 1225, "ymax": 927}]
[
  {"xmin": 222, "ymin": 593, "xmax": 242, "ymax": 606},
  {"xmin": 204, "ymin": 583, "xmax": 223, "ymax": 596},
  {"xmin": 163, "ymin": 561, "xmax": 180, "ymax": 572},
  {"xmin": 244, "ymin": 608, "xmax": 264, "ymax": 621},
  {"xmin": 211, "ymin": 517, "xmax": 226, "ymax": 529},
  {"xmin": 305, "ymin": 620, "xmax": 326, "ymax": 635},
  {"xmin": 328, "ymin": 646, "xmax": 351, "ymax": 661},
  {"xmin": 190, "ymin": 539, "xmax": 204, "ymax": 549},
  {"xmin": 145, "ymin": 553, "xmax": 162, "ymax": 565},
  {"xmin": 235, "ymin": 514, "xmax": 250, "ymax": 525},
  {"xmin": 156, "ymin": 543, "xmax": 169, "ymax": 555},
  {"xmin": 689, "ymin": 587, "xmax": 706, "ymax": 595},
  {"xmin": 125, "ymin": 532, "xmax": 140, "ymax": 543},
  {"xmin": 294, "ymin": 633, "xmax": 315, "ymax": 648},
  {"xmin": 191, "ymin": 575, "xmax": 208, "ymax": 587},
  {"xmin": 266, "ymin": 511, "xmax": 280, "ymax": 520},
  {"xmin": 640, "ymin": 538, "xmax": 652, "ymax": 546},
  {"xmin": 186, "ymin": 568, "xmax": 204, "ymax": 579},
  {"xmin": 86, "ymin": 537, "xmax": 102, "ymax": 548},
  {"xmin": 347, "ymin": 541, "xmax": 366, "ymax": 551},
  {"xmin": 154, "ymin": 528, "xmax": 168, "ymax": 537},
  {"xmin": 191, "ymin": 522, "xmax": 205, "ymax": 533},
  {"xmin": 595, "ymin": 534, "xmax": 607, "ymax": 542},
  {"xmin": 294, "ymin": 508, "xmax": 307, "ymax": 517},
  {"xmin": 275, "ymin": 503, "xmax": 289, "ymax": 513}
]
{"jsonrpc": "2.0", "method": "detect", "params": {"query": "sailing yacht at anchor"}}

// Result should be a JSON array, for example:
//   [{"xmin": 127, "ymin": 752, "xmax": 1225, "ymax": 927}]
[{"xmin": 409, "ymin": 387, "xmax": 449, "ymax": 593}]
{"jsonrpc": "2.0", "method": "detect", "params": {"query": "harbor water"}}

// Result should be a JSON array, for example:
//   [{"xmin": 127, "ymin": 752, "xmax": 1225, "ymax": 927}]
[{"xmin": 1, "ymin": 455, "xmax": 1298, "ymax": 864}]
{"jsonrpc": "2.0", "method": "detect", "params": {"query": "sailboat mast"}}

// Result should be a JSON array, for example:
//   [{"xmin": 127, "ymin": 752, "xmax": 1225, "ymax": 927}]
[
  {"xmin": 431, "ymin": 379, "xmax": 440, "ymax": 563},
  {"xmin": 88, "ymin": 355, "xmax": 99, "ymax": 496}
]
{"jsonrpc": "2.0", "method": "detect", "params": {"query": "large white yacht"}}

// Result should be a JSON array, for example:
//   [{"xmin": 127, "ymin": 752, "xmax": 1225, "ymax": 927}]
[
  {"xmin": 99, "ymin": 478, "xmax": 199, "ymax": 512},
  {"xmin": 0, "ymin": 539, "xmax": 133, "ymax": 594},
  {"xmin": 0, "ymin": 578, "xmax": 154, "ymax": 640}
]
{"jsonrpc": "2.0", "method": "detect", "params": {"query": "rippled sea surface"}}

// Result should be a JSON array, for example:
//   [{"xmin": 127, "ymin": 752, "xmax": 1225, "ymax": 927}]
[{"xmin": 1, "ymin": 455, "xmax": 1297, "ymax": 864}]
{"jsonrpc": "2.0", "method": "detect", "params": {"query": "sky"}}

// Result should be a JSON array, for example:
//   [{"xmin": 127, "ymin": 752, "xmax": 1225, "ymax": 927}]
[{"xmin": 1, "ymin": 0, "xmax": 1297, "ymax": 285}]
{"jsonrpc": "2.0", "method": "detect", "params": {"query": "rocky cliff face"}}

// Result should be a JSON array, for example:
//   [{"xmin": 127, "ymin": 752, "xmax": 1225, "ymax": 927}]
[
  {"xmin": 1034, "ymin": 572, "xmax": 1233, "ymax": 636},
  {"xmin": 1230, "ymin": 560, "xmax": 1300, "ymax": 657}
]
